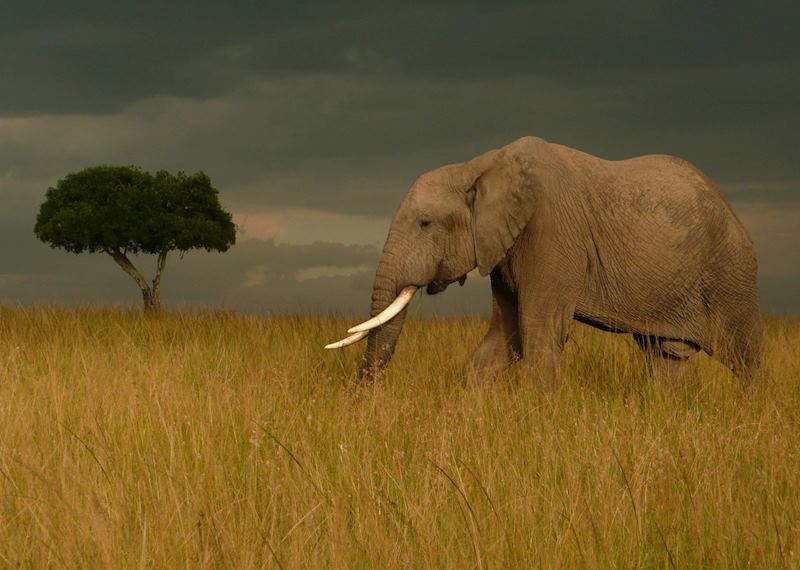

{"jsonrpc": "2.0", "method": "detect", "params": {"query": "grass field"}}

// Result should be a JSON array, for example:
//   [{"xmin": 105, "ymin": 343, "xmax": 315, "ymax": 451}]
[{"xmin": 0, "ymin": 306, "xmax": 798, "ymax": 568}]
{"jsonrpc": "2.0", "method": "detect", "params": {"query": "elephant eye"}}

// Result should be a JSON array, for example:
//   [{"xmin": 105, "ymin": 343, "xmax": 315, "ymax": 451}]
[{"xmin": 419, "ymin": 218, "xmax": 431, "ymax": 228}]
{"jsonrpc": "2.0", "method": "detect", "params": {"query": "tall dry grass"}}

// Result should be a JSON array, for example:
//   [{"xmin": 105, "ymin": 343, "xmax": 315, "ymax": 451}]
[{"xmin": 0, "ymin": 305, "xmax": 798, "ymax": 568}]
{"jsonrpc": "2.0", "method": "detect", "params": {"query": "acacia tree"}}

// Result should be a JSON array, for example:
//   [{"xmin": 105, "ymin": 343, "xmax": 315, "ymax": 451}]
[{"xmin": 34, "ymin": 165, "xmax": 236, "ymax": 312}]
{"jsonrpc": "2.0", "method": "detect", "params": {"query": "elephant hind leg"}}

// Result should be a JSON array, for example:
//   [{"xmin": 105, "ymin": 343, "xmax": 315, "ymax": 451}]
[{"xmin": 633, "ymin": 334, "xmax": 699, "ymax": 383}]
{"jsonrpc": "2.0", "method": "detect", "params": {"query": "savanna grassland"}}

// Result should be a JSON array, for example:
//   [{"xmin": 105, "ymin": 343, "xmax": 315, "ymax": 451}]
[{"xmin": 0, "ymin": 306, "xmax": 798, "ymax": 568}]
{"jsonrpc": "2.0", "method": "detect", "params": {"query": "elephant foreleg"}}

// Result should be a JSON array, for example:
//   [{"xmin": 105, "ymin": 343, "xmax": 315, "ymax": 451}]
[
  {"xmin": 466, "ymin": 271, "xmax": 521, "ymax": 381},
  {"xmin": 514, "ymin": 263, "xmax": 581, "ymax": 389}
]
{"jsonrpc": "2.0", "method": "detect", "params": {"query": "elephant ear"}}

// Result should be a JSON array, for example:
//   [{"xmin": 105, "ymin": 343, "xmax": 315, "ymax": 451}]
[{"xmin": 470, "ymin": 144, "xmax": 544, "ymax": 276}]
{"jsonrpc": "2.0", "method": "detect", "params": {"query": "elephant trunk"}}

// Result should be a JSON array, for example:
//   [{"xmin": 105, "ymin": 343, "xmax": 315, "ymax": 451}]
[{"xmin": 358, "ymin": 253, "xmax": 410, "ymax": 381}]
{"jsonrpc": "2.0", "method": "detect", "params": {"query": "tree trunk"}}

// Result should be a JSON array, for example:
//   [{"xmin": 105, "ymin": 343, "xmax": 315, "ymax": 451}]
[
  {"xmin": 149, "ymin": 250, "xmax": 168, "ymax": 313},
  {"xmin": 142, "ymin": 287, "xmax": 158, "ymax": 313},
  {"xmin": 107, "ymin": 249, "xmax": 161, "ymax": 313}
]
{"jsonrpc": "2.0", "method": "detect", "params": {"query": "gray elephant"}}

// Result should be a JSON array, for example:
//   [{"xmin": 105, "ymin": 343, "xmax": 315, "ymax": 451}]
[{"xmin": 327, "ymin": 136, "xmax": 763, "ymax": 386}]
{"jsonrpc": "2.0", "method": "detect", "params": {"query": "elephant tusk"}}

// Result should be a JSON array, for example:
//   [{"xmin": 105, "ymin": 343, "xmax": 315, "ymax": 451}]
[
  {"xmin": 324, "ymin": 330, "xmax": 369, "ymax": 349},
  {"xmin": 347, "ymin": 286, "xmax": 418, "ymax": 333}
]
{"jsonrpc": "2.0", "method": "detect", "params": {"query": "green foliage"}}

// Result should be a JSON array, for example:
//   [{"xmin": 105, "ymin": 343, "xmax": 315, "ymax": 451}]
[{"xmin": 34, "ymin": 165, "xmax": 236, "ymax": 255}]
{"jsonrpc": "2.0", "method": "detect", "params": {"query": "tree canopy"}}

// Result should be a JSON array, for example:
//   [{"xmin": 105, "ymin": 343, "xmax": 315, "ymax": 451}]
[{"xmin": 34, "ymin": 165, "xmax": 236, "ymax": 311}]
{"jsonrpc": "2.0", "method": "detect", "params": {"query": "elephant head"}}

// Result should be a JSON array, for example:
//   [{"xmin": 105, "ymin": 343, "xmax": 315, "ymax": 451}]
[{"xmin": 326, "ymin": 137, "xmax": 550, "ymax": 380}]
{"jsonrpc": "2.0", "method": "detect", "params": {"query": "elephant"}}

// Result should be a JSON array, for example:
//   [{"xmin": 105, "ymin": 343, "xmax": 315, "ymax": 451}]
[{"xmin": 326, "ymin": 136, "xmax": 763, "ymax": 386}]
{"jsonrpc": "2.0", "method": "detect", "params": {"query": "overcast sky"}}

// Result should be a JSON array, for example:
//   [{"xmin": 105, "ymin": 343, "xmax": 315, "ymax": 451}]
[{"xmin": 1, "ymin": 1, "xmax": 798, "ymax": 315}]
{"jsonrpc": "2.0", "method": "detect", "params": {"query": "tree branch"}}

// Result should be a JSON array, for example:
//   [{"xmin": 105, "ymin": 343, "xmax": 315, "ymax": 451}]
[
  {"xmin": 107, "ymin": 249, "xmax": 152, "ymax": 296},
  {"xmin": 152, "ymin": 250, "xmax": 168, "ymax": 298}
]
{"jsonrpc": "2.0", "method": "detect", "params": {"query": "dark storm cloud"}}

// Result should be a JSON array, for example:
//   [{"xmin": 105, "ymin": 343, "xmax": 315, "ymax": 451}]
[
  {"xmin": 4, "ymin": 1, "xmax": 798, "ymax": 204},
  {"xmin": 3, "ymin": 68, "xmax": 797, "ymax": 216},
  {"xmin": 3, "ymin": 1, "xmax": 799, "ymax": 115}
]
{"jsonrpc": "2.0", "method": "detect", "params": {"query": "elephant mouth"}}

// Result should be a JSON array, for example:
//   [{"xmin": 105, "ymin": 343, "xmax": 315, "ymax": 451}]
[{"xmin": 426, "ymin": 274, "xmax": 467, "ymax": 295}]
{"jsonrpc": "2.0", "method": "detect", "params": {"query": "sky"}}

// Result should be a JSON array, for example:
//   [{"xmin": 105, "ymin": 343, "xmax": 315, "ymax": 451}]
[{"xmin": 1, "ymin": 1, "xmax": 798, "ymax": 315}]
